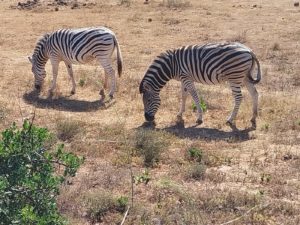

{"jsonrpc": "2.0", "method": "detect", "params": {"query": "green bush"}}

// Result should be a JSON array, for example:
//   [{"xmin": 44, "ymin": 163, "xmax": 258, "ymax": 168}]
[{"xmin": 0, "ymin": 120, "xmax": 84, "ymax": 225}]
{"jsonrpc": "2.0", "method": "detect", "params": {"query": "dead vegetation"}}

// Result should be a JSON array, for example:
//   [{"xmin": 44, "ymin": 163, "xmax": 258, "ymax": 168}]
[{"xmin": 0, "ymin": 0, "xmax": 300, "ymax": 224}]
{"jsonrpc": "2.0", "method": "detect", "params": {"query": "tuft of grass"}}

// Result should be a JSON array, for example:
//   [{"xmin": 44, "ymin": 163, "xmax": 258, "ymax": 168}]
[
  {"xmin": 185, "ymin": 163, "xmax": 206, "ymax": 180},
  {"xmin": 230, "ymin": 30, "xmax": 248, "ymax": 43},
  {"xmin": 84, "ymin": 190, "xmax": 116, "ymax": 223},
  {"xmin": 271, "ymin": 42, "xmax": 280, "ymax": 51},
  {"xmin": 119, "ymin": 0, "xmax": 131, "ymax": 7},
  {"xmin": 83, "ymin": 190, "xmax": 129, "ymax": 223},
  {"xmin": 78, "ymin": 78, "xmax": 85, "ymax": 87},
  {"xmin": 56, "ymin": 119, "xmax": 83, "ymax": 141},
  {"xmin": 134, "ymin": 130, "xmax": 167, "ymax": 167},
  {"xmin": 160, "ymin": 0, "xmax": 191, "ymax": 8}
]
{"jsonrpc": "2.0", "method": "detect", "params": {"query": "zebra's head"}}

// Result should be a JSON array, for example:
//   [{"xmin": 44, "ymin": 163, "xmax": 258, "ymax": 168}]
[
  {"xmin": 29, "ymin": 33, "xmax": 50, "ymax": 90},
  {"xmin": 28, "ymin": 55, "xmax": 46, "ymax": 91},
  {"xmin": 140, "ymin": 80, "xmax": 161, "ymax": 122}
]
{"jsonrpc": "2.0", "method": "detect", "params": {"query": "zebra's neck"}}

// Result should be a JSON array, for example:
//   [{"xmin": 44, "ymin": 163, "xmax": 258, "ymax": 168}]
[
  {"xmin": 143, "ymin": 50, "xmax": 176, "ymax": 92},
  {"xmin": 33, "ymin": 34, "xmax": 50, "ymax": 68}
]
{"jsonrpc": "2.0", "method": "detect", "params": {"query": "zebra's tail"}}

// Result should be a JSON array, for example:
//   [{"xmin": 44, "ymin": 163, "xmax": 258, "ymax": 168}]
[
  {"xmin": 113, "ymin": 35, "xmax": 123, "ymax": 77},
  {"xmin": 248, "ymin": 52, "xmax": 261, "ymax": 84}
]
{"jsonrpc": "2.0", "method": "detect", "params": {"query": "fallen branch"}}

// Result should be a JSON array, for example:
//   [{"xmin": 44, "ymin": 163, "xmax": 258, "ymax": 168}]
[{"xmin": 120, "ymin": 206, "xmax": 130, "ymax": 225}]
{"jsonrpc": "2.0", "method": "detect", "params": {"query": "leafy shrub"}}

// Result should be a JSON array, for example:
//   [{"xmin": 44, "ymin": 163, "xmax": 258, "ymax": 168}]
[{"xmin": 0, "ymin": 120, "xmax": 84, "ymax": 225}]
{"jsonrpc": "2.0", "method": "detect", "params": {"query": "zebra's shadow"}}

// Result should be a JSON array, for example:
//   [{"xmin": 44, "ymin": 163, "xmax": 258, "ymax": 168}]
[
  {"xmin": 23, "ymin": 90, "xmax": 113, "ymax": 112},
  {"xmin": 162, "ymin": 122, "xmax": 254, "ymax": 142}
]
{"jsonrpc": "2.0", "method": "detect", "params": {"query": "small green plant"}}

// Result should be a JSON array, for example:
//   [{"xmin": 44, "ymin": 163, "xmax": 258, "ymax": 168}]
[
  {"xmin": 56, "ymin": 119, "xmax": 82, "ymax": 141},
  {"xmin": 187, "ymin": 147, "xmax": 203, "ymax": 163},
  {"xmin": 192, "ymin": 98, "xmax": 207, "ymax": 113},
  {"xmin": 134, "ymin": 169, "xmax": 151, "ymax": 185},
  {"xmin": 0, "ymin": 120, "xmax": 83, "ymax": 225},
  {"xmin": 116, "ymin": 196, "xmax": 129, "ymax": 213},
  {"xmin": 134, "ymin": 130, "xmax": 166, "ymax": 167},
  {"xmin": 79, "ymin": 78, "xmax": 85, "ymax": 87},
  {"xmin": 261, "ymin": 123, "xmax": 269, "ymax": 132}
]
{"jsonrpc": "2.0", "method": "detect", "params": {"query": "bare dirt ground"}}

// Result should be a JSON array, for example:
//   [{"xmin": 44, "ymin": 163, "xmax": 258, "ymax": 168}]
[{"xmin": 0, "ymin": 0, "xmax": 300, "ymax": 224}]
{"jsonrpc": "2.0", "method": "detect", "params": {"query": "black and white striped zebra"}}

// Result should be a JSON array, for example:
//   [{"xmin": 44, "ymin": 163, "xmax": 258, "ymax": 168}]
[
  {"xmin": 139, "ymin": 42, "xmax": 261, "ymax": 128},
  {"xmin": 29, "ymin": 27, "xmax": 122, "ymax": 99}
]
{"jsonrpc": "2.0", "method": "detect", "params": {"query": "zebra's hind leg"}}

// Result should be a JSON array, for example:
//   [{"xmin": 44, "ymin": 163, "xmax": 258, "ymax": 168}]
[
  {"xmin": 245, "ymin": 81, "xmax": 258, "ymax": 129},
  {"xmin": 176, "ymin": 83, "xmax": 189, "ymax": 124},
  {"xmin": 64, "ymin": 62, "xmax": 76, "ymax": 95},
  {"xmin": 184, "ymin": 80, "xmax": 203, "ymax": 125},
  {"xmin": 226, "ymin": 83, "xmax": 243, "ymax": 128},
  {"xmin": 100, "ymin": 59, "xmax": 116, "ymax": 100}
]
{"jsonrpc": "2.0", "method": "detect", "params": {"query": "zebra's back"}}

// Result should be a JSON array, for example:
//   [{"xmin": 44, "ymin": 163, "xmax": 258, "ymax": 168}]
[
  {"xmin": 174, "ymin": 42, "xmax": 254, "ymax": 85},
  {"xmin": 48, "ymin": 27, "xmax": 116, "ymax": 64}
]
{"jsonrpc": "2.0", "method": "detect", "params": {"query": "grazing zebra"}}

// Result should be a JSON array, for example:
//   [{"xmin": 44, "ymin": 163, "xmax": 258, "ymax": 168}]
[
  {"xmin": 139, "ymin": 42, "xmax": 261, "ymax": 128},
  {"xmin": 29, "ymin": 27, "xmax": 122, "ymax": 99}
]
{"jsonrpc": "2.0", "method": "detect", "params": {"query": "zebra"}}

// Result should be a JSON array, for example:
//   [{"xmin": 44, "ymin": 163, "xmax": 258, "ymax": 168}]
[
  {"xmin": 28, "ymin": 27, "xmax": 123, "ymax": 100},
  {"xmin": 139, "ymin": 42, "xmax": 261, "ymax": 128}
]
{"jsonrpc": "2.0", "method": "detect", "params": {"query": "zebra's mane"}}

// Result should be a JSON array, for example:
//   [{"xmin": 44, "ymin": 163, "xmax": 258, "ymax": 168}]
[{"xmin": 33, "ymin": 33, "xmax": 50, "ymax": 56}]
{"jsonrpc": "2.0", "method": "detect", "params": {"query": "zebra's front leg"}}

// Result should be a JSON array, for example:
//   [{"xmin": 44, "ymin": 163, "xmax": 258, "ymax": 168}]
[
  {"xmin": 245, "ymin": 81, "xmax": 258, "ymax": 129},
  {"xmin": 177, "ymin": 83, "xmax": 188, "ymax": 123},
  {"xmin": 64, "ymin": 62, "xmax": 76, "ymax": 95},
  {"xmin": 185, "ymin": 81, "xmax": 203, "ymax": 125},
  {"xmin": 226, "ymin": 84, "xmax": 242, "ymax": 128},
  {"xmin": 48, "ymin": 60, "xmax": 59, "ymax": 95}
]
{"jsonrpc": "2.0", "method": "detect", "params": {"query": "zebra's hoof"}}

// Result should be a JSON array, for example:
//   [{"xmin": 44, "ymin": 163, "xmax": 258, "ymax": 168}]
[
  {"xmin": 176, "ymin": 115, "xmax": 184, "ymax": 123},
  {"xmin": 70, "ymin": 90, "xmax": 75, "ymax": 95},
  {"xmin": 196, "ymin": 119, "xmax": 203, "ymax": 125},
  {"xmin": 250, "ymin": 119, "xmax": 256, "ymax": 129},
  {"xmin": 99, "ymin": 89, "xmax": 105, "ymax": 96},
  {"xmin": 109, "ymin": 94, "xmax": 114, "ymax": 99},
  {"xmin": 226, "ymin": 121, "xmax": 238, "ymax": 131}
]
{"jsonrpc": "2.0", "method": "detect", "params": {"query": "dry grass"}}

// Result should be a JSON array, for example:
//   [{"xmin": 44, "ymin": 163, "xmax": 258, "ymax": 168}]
[{"xmin": 1, "ymin": 0, "xmax": 300, "ymax": 224}]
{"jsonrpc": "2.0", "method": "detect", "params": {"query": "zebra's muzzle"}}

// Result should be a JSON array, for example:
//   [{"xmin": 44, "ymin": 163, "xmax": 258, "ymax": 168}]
[{"xmin": 145, "ymin": 112, "xmax": 154, "ymax": 122}]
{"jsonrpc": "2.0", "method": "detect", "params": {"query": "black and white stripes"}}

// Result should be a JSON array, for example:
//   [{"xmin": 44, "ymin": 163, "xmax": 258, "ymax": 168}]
[
  {"xmin": 29, "ymin": 27, "xmax": 122, "ymax": 99},
  {"xmin": 139, "ymin": 42, "xmax": 261, "ymax": 127}
]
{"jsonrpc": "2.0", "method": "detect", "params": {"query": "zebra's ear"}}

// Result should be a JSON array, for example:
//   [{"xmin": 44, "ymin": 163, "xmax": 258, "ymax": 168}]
[{"xmin": 28, "ymin": 56, "xmax": 33, "ymax": 64}]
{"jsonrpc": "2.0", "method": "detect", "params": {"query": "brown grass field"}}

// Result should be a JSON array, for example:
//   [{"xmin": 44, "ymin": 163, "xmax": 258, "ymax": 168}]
[{"xmin": 0, "ymin": 0, "xmax": 300, "ymax": 224}]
